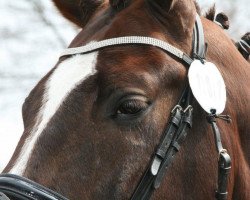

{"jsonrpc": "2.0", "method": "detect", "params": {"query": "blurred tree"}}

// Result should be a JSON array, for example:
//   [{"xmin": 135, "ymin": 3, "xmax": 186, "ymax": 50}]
[{"xmin": 30, "ymin": 1, "xmax": 68, "ymax": 47}]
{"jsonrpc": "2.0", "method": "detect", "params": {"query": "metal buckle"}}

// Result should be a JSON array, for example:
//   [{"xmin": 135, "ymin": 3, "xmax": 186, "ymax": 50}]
[
  {"xmin": 171, "ymin": 105, "xmax": 183, "ymax": 114},
  {"xmin": 183, "ymin": 105, "xmax": 193, "ymax": 113},
  {"xmin": 218, "ymin": 149, "xmax": 228, "ymax": 159},
  {"xmin": 219, "ymin": 149, "xmax": 227, "ymax": 154}
]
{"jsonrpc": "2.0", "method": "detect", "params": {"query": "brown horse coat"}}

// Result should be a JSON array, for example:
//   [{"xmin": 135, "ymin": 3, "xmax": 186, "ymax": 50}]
[{"xmin": 3, "ymin": 0, "xmax": 250, "ymax": 199}]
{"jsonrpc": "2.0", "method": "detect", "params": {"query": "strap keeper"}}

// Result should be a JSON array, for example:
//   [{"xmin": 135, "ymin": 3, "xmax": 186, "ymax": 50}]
[
  {"xmin": 171, "ymin": 108, "xmax": 183, "ymax": 127},
  {"xmin": 172, "ymin": 142, "xmax": 181, "ymax": 152},
  {"xmin": 183, "ymin": 106, "xmax": 193, "ymax": 127},
  {"xmin": 156, "ymin": 149, "xmax": 166, "ymax": 159},
  {"xmin": 215, "ymin": 191, "xmax": 228, "ymax": 200}
]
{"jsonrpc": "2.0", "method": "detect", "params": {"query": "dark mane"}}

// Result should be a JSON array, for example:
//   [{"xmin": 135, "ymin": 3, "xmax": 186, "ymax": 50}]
[{"xmin": 205, "ymin": 4, "xmax": 216, "ymax": 21}]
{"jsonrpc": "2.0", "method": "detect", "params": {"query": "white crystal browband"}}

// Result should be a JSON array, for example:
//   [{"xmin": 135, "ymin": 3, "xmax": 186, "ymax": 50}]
[{"xmin": 60, "ymin": 36, "xmax": 193, "ymax": 65}]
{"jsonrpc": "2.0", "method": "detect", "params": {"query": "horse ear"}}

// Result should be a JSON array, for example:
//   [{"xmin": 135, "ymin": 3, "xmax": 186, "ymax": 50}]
[
  {"xmin": 147, "ymin": 0, "xmax": 196, "ymax": 38},
  {"xmin": 52, "ymin": 0, "xmax": 104, "ymax": 27}
]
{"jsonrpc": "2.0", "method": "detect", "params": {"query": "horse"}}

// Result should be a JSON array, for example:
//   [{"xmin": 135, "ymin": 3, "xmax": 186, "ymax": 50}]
[{"xmin": 1, "ymin": 0, "xmax": 250, "ymax": 199}]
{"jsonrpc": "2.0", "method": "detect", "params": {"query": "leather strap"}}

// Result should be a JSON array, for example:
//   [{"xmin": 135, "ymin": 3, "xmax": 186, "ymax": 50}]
[
  {"xmin": 131, "ymin": 14, "xmax": 206, "ymax": 200},
  {"xmin": 131, "ymin": 87, "xmax": 193, "ymax": 200},
  {"xmin": 215, "ymin": 152, "xmax": 231, "ymax": 200},
  {"xmin": 153, "ymin": 104, "xmax": 193, "ymax": 189},
  {"xmin": 131, "ymin": 14, "xmax": 205, "ymax": 200},
  {"xmin": 207, "ymin": 113, "xmax": 232, "ymax": 200},
  {"xmin": 193, "ymin": 14, "xmax": 205, "ymax": 59}
]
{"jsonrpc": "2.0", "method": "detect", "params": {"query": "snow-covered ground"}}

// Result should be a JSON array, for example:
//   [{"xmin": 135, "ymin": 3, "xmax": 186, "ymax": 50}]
[{"xmin": 0, "ymin": 0, "xmax": 249, "ymax": 171}]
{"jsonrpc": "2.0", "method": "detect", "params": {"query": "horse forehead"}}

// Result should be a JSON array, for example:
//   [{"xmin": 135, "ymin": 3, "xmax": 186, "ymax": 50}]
[
  {"xmin": 96, "ymin": 46, "xmax": 185, "ymax": 88},
  {"xmin": 43, "ymin": 52, "xmax": 98, "ymax": 116},
  {"xmin": 9, "ymin": 53, "xmax": 99, "ymax": 175},
  {"xmin": 48, "ymin": 53, "xmax": 98, "ymax": 96}
]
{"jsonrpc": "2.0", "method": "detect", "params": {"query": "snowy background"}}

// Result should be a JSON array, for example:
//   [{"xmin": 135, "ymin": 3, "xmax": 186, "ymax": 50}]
[{"xmin": 0, "ymin": 0, "xmax": 249, "ymax": 171}]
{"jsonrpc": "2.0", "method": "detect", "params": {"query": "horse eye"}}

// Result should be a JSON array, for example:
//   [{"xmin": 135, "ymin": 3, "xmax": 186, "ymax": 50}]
[{"xmin": 116, "ymin": 99, "xmax": 148, "ymax": 115}]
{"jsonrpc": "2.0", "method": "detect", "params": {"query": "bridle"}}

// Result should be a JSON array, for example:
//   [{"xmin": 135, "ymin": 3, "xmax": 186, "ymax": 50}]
[
  {"xmin": 0, "ymin": 174, "xmax": 68, "ymax": 200},
  {"xmin": 237, "ymin": 39, "xmax": 250, "ymax": 60},
  {"xmin": 0, "ymin": 14, "xmax": 231, "ymax": 200}
]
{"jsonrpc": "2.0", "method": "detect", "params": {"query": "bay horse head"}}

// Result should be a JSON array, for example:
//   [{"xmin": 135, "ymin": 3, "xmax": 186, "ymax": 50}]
[{"xmin": 2, "ymin": 0, "xmax": 250, "ymax": 199}]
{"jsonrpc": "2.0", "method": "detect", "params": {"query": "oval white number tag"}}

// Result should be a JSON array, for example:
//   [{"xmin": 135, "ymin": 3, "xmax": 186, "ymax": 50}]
[{"xmin": 188, "ymin": 60, "xmax": 226, "ymax": 114}]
